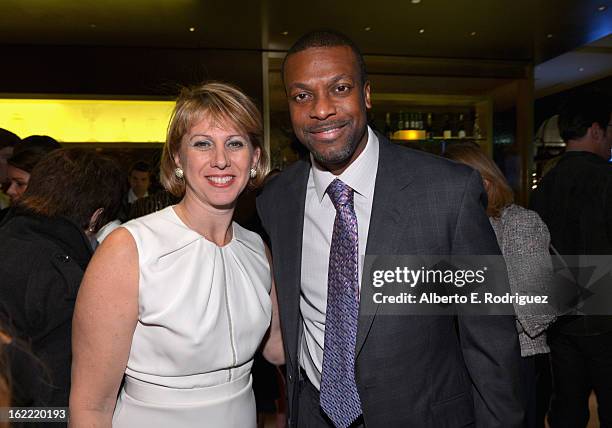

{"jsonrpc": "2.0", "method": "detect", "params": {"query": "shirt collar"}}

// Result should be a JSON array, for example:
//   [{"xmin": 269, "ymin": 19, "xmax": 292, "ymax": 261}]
[{"xmin": 311, "ymin": 126, "xmax": 379, "ymax": 202}]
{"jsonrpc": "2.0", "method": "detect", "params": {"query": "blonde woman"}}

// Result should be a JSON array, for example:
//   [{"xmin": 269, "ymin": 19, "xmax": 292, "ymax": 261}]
[{"xmin": 70, "ymin": 83, "xmax": 283, "ymax": 427}]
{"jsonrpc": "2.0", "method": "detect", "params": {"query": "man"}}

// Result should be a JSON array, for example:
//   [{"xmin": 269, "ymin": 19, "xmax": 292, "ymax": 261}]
[
  {"xmin": 530, "ymin": 95, "xmax": 612, "ymax": 427},
  {"xmin": 257, "ymin": 31, "xmax": 523, "ymax": 427},
  {"xmin": 127, "ymin": 160, "xmax": 151, "ymax": 203}
]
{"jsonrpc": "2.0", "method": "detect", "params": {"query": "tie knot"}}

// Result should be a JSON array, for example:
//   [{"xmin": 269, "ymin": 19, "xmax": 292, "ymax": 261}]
[{"xmin": 327, "ymin": 179, "xmax": 353, "ymax": 209}]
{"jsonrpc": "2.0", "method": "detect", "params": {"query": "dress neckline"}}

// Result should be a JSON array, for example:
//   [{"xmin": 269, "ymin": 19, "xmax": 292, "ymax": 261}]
[{"xmin": 168, "ymin": 206, "xmax": 236, "ymax": 249}]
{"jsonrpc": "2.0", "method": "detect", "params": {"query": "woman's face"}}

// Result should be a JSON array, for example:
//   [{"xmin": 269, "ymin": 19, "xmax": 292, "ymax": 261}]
[
  {"xmin": 174, "ymin": 114, "xmax": 260, "ymax": 210},
  {"xmin": 6, "ymin": 165, "xmax": 29, "ymax": 202}
]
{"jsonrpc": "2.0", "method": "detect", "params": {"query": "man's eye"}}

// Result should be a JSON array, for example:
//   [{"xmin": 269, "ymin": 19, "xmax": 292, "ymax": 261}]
[
  {"xmin": 294, "ymin": 93, "xmax": 310, "ymax": 102},
  {"xmin": 336, "ymin": 85, "xmax": 350, "ymax": 93}
]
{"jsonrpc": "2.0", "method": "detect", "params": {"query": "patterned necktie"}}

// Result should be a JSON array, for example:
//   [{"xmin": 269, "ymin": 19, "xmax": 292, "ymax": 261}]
[{"xmin": 320, "ymin": 178, "xmax": 362, "ymax": 428}]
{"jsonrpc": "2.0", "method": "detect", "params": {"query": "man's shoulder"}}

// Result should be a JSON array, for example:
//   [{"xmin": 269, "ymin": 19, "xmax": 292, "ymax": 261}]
[
  {"xmin": 381, "ymin": 141, "xmax": 476, "ymax": 186},
  {"xmin": 259, "ymin": 159, "xmax": 309, "ymax": 198}
]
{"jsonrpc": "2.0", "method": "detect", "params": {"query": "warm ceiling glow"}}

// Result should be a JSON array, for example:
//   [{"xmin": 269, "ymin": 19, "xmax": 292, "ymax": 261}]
[
  {"xmin": 418, "ymin": 28, "xmax": 425, "ymax": 34},
  {"xmin": 364, "ymin": 26, "xmax": 371, "ymax": 31},
  {"xmin": 281, "ymin": 31, "xmax": 289, "ymax": 35},
  {"xmin": 546, "ymin": 33, "xmax": 553, "ymax": 38},
  {"xmin": 0, "ymin": 98, "xmax": 175, "ymax": 143},
  {"xmin": 189, "ymin": 27, "xmax": 196, "ymax": 32}
]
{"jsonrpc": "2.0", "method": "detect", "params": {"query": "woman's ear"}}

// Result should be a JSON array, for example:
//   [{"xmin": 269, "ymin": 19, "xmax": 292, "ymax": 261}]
[
  {"xmin": 252, "ymin": 146, "xmax": 261, "ymax": 170},
  {"xmin": 483, "ymin": 178, "xmax": 492, "ymax": 193}
]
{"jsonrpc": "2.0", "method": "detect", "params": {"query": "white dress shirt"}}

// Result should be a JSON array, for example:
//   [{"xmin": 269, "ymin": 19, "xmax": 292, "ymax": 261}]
[{"xmin": 299, "ymin": 126, "xmax": 379, "ymax": 389}]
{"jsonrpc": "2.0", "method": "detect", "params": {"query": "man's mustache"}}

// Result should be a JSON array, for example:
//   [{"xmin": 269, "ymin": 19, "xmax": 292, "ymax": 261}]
[{"xmin": 304, "ymin": 120, "xmax": 350, "ymax": 134}]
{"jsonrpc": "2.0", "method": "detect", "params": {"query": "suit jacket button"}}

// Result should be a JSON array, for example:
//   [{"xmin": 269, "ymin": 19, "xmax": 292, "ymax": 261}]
[{"xmin": 288, "ymin": 374, "xmax": 293, "ymax": 382}]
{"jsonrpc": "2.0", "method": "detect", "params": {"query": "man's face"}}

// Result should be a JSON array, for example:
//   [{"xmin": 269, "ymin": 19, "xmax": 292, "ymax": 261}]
[
  {"xmin": 129, "ymin": 170, "xmax": 150, "ymax": 198},
  {"xmin": 284, "ymin": 46, "xmax": 371, "ymax": 174}
]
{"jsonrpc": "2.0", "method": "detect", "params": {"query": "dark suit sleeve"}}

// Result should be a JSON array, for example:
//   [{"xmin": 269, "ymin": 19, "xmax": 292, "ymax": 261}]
[
  {"xmin": 452, "ymin": 170, "xmax": 524, "ymax": 427},
  {"xmin": 255, "ymin": 191, "xmax": 270, "ymax": 238}
]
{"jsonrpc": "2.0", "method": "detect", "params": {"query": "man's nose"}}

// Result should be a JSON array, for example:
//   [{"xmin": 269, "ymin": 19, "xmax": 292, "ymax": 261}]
[{"xmin": 310, "ymin": 94, "xmax": 336, "ymax": 120}]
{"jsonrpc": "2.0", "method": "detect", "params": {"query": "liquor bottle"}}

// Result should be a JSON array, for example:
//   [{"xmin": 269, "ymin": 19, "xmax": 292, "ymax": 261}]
[
  {"xmin": 473, "ymin": 112, "xmax": 482, "ymax": 139},
  {"xmin": 442, "ymin": 114, "xmax": 452, "ymax": 139},
  {"xmin": 416, "ymin": 112, "xmax": 423, "ymax": 130},
  {"xmin": 384, "ymin": 112, "xmax": 393, "ymax": 139},
  {"xmin": 425, "ymin": 113, "xmax": 433, "ymax": 139},
  {"xmin": 457, "ymin": 113, "xmax": 466, "ymax": 138}
]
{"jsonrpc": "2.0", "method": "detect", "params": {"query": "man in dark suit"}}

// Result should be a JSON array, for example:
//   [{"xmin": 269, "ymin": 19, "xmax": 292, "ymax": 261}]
[{"xmin": 257, "ymin": 30, "xmax": 523, "ymax": 427}]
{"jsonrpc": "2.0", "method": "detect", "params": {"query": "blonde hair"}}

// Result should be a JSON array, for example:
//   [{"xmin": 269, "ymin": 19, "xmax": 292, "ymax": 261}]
[
  {"xmin": 444, "ymin": 143, "xmax": 513, "ymax": 218},
  {"xmin": 160, "ymin": 82, "xmax": 269, "ymax": 196}
]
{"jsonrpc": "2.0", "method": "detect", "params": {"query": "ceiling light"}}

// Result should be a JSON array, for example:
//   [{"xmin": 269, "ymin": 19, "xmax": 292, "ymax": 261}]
[
  {"xmin": 597, "ymin": 5, "xmax": 607, "ymax": 11},
  {"xmin": 189, "ymin": 27, "xmax": 196, "ymax": 32},
  {"xmin": 578, "ymin": 67, "xmax": 585, "ymax": 72},
  {"xmin": 364, "ymin": 26, "xmax": 371, "ymax": 31},
  {"xmin": 546, "ymin": 33, "xmax": 553, "ymax": 38},
  {"xmin": 418, "ymin": 28, "xmax": 425, "ymax": 34},
  {"xmin": 411, "ymin": 0, "xmax": 421, "ymax": 3},
  {"xmin": 281, "ymin": 31, "xmax": 289, "ymax": 36},
  {"xmin": 470, "ymin": 31, "xmax": 477, "ymax": 36}
]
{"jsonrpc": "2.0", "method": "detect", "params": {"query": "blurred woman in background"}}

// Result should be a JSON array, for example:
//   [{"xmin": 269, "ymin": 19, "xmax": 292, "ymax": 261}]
[
  {"xmin": 0, "ymin": 149, "xmax": 124, "ymax": 410},
  {"xmin": 4, "ymin": 135, "xmax": 61, "ymax": 203},
  {"xmin": 445, "ymin": 143, "xmax": 556, "ymax": 428}
]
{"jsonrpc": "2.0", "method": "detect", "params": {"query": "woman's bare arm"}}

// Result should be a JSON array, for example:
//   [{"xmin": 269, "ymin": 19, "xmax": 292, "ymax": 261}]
[{"xmin": 69, "ymin": 228, "xmax": 139, "ymax": 427}]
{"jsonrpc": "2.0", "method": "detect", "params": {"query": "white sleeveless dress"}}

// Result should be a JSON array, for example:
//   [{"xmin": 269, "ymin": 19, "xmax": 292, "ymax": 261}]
[{"xmin": 112, "ymin": 206, "xmax": 272, "ymax": 428}]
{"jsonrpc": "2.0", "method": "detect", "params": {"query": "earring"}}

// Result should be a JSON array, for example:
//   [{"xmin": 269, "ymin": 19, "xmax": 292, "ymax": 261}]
[
  {"xmin": 174, "ymin": 167, "xmax": 184, "ymax": 179},
  {"xmin": 249, "ymin": 168, "xmax": 257, "ymax": 179}
]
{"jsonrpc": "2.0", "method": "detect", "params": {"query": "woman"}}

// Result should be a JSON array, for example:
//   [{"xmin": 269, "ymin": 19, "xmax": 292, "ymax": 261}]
[
  {"xmin": 5, "ymin": 135, "xmax": 61, "ymax": 203},
  {"xmin": 0, "ymin": 128, "xmax": 20, "ymax": 209},
  {"xmin": 70, "ymin": 82, "xmax": 283, "ymax": 428},
  {"xmin": 0, "ymin": 149, "xmax": 125, "ymax": 409},
  {"xmin": 444, "ymin": 143, "xmax": 556, "ymax": 428}
]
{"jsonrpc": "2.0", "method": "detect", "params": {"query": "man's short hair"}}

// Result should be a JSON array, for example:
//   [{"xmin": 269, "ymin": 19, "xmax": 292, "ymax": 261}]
[
  {"xmin": 9, "ymin": 135, "xmax": 61, "ymax": 173},
  {"xmin": 281, "ymin": 30, "xmax": 368, "ymax": 86},
  {"xmin": 558, "ymin": 93, "xmax": 611, "ymax": 142},
  {"xmin": 129, "ymin": 160, "xmax": 152, "ymax": 176},
  {"xmin": 0, "ymin": 128, "xmax": 20, "ymax": 149}
]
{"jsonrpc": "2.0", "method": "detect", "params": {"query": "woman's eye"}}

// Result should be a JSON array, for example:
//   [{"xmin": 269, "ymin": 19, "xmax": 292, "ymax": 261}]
[
  {"xmin": 193, "ymin": 140, "xmax": 212, "ymax": 148},
  {"xmin": 227, "ymin": 140, "xmax": 245, "ymax": 149}
]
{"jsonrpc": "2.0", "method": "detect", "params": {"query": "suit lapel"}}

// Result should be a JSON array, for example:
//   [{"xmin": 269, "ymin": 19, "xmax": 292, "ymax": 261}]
[
  {"xmin": 356, "ymin": 137, "xmax": 417, "ymax": 357},
  {"xmin": 277, "ymin": 161, "xmax": 310, "ymax": 370}
]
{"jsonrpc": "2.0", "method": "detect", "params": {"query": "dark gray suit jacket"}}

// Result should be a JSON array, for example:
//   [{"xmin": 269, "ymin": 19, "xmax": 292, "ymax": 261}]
[{"xmin": 256, "ymin": 135, "xmax": 523, "ymax": 427}]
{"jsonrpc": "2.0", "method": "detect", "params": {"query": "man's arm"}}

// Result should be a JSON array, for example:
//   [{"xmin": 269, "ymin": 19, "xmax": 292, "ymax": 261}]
[{"xmin": 452, "ymin": 170, "xmax": 524, "ymax": 428}]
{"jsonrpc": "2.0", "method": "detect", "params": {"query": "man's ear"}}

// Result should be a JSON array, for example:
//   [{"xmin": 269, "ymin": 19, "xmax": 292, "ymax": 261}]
[
  {"xmin": 363, "ymin": 80, "xmax": 372, "ymax": 110},
  {"xmin": 87, "ymin": 208, "xmax": 104, "ymax": 233},
  {"xmin": 589, "ymin": 122, "xmax": 604, "ymax": 141}
]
